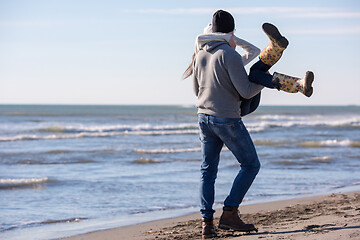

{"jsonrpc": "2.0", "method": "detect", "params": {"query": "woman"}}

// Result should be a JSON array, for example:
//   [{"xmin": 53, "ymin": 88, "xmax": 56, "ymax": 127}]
[{"xmin": 184, "ymin": 17, "xmax": 314, "ymax": 116}]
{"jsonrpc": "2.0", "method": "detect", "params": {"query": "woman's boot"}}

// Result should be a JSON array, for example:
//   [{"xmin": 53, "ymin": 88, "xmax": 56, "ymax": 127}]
[
  {"xmin": 259, "ymin": 23, "xmax": 289, "ymax": 68},
  {"xmin": 272, "ymin": 71, "xmax": 314, "ymax": 97}
]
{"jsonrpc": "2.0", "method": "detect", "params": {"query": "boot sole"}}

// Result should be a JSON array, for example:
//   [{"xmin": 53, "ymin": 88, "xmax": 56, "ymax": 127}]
[
  {"xmin": 262, "ymin": 23, "xmax": 289, "ymax": 48},
  {"xmin": 303, "ymin": 71, "xmax": 314, "ymax": 97},
  {"xmin": 218, "ymin": 224, "xmax": 258, "ymax": 233},
  {"xmin": 202, "ymin": 234, "xmax": 217, "ymax": 239}
]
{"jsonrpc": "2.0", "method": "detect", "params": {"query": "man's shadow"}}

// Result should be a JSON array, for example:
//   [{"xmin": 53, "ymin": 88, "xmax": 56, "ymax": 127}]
[{"xmin": 248, "ymin": 224, "xmax": 360, "ymax": 236}]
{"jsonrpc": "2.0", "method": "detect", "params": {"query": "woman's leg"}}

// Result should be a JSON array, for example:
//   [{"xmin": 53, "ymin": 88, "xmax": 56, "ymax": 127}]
[
  {"xmin": 248, "ymin": 67, "xmax": 275, "ymax": 89},
  {"xmin": 259, "ymin": 23, "xmax": 288, "ymax": 67},
  {"xmin": 273, "ymin": 71, "xmax": 314, "ymax": 97},
  {"xmin": 248, "ymin": 23, "xmax": 288, "ymax": 89},
  {"xmin": 248, "ymin": 23, "xmax": 315, "ymax": 95}
]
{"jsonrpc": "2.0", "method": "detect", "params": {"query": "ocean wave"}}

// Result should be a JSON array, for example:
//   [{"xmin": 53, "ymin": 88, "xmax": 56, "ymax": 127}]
[
  {"xmin": 249, "ymin": 115, "xmax": 360, "ymax": 129},
  {"xmin": 1, "ymin": 157, "xmax": 95, "ymax": 166},
  {"xmin": 3, "ymin": 112, "xmax": 61, "ymax": 117},
  {"xmin": 2, "ymin": 114, "xmax": 359, "ymax": 142},
  {"xmin": 40, "ymin": 217, "xmax": 87, "ymax": 225},
  {"xmin": 253, "ymin": 140, "xmax": 287, "ymax": 146},
  {"xmin": 132, "ymin": 158, "xmax": 165, "ymax": 164},
  {"xmin": 0, "ymin": 177, "xmax": 51, "ymax": 189},
  {"xmin": 45, "ymin": 149, "xmax": 73, "ymax": 154},
  {"xmin": 297, "ymin": 139, "xmax": 360, "ymax": 148},
  {"xmin": 309, "ymin": 156, "xmax": 333, "ymax": 163},
  {"xmin": 133, "ymin": 147, "xmax": 201, "ymax": 154},
  {"xmin": 38, "ymin": 123, "xmax": 198, "ymax": 134},
  {"xmin": 273, "ymin": 156, "xmax": 333, "ymax": 166},
  {"xmin": 272, "ymin": 160, "xmax": 306, "ymax": 166},
  {"xmin": 0, "ymin": 124, "xmax": 200, "ymax": 142},
  {"xmin": 0, "ymin": 129, "xmax": 199, "ymax": 142},
  {"xmin": 246, "ymin": 125, "xmax": 267, "ymax": 132},
  {"xmin": 15, "ymin": 159, "xmax": 95, "ymax": 165},
  {"xmin": 0, "ymin": 217, "xmax": 88, "ymax": 232}
]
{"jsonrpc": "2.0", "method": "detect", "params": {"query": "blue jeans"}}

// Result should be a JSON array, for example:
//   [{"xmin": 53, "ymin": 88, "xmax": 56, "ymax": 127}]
[
  {"xmin": 198, "ymin": 114, "xmax": 260, "ymax": 219},
  {"xmin": 249, "ymin": 59, "xmax": 274, "ymax": 88}
]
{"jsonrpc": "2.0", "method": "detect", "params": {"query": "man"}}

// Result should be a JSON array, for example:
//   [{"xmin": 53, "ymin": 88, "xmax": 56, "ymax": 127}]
[{"xmin": 193, "ymin": 10, "xmax": 263, "ymax": 238}]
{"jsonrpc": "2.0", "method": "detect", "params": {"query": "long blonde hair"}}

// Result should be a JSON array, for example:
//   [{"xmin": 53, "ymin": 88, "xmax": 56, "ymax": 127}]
[{"xmin": 182, "ymin": 53, "xmax": 196, "ymax": 79}]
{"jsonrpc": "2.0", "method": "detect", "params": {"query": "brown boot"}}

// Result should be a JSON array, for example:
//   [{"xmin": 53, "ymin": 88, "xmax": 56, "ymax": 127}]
[
  {"xmin": 218, "ymin": 207, "xmax": 257, "ymax": 232},
  {"xmin": 202, "ymin": 218, "xmax": 216, "ymax": 239}
]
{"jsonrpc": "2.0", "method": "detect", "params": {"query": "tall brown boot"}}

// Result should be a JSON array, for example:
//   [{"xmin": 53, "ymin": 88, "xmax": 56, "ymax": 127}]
[
  {"xmin": 202, "ymin": 218, "xmax": 216, "ymax": 239},
  {"xmin": 218, "ymin": 207, "xmax": 257, "ymax": 232}
]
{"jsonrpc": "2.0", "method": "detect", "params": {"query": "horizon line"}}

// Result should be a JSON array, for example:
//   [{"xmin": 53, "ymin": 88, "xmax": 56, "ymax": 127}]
[{"xmin": 0, "ymin": 103, "xmax": 358, "ymax": 107}]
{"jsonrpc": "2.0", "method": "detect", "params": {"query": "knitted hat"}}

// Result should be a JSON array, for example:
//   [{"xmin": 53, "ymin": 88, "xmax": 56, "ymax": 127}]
[{"xmin": 211, "ymin": 10, "xmax": 235, "ymax": 33}]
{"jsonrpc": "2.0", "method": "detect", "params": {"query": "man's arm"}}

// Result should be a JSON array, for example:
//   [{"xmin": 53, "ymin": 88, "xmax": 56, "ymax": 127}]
[{"xmin": 225, "ymin": 50, "xmax": 263, "ymax": 99}]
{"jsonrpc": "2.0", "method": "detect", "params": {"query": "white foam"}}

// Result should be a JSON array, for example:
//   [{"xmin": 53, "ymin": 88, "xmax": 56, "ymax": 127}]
[
  {"xmin": 250, "ymin": 115, "xmax": 360, "ymax": 128},
  {"xmin": 40, "ymin": 123, "xmax": 198, "ymax": 133},
  {"xmin": 0, "ymin": 129, "xmax": 199, "ymax": 142},
  {"xmin": 133, "ymin": 147, "xmax": 201, "ymax": 154},
  {"xmin": 0, "ymin": 177, "xmax": 49, "ymax": 187},
  {"xmin": 322, "ymin": 139, "xmax": 351, "ymax": 146},
  {"xmin": 1, "ymin": 114, "xmax": 359, "ymax": 142},
  {"xmin": 298, "ymin": 139, "xmax": 360, "ymax": 148},
  {"xmin": 311, "ymin": 156, "xmax": 332, "ymax": 161}
]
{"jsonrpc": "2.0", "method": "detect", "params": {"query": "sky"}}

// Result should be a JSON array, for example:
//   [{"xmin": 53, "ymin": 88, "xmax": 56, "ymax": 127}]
[{"xmin": 0, "ymin": 0, "xmax": 359, "ymax": 106}]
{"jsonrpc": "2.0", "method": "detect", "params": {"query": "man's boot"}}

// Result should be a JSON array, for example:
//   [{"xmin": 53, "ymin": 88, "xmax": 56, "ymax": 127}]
[
  {"xmin": 202, "ymin": 218, "xmax": 216, "ymax": 239},
  {"xmin": 218, "ymin": 207, "xmax": 257, "ymax": 232},
  {"xmin": 272, "ymin": 71, "xmax": 314, "ymax": 97},
  {"xmin": 259, "ymin": 23, "xmax": 289, "ymax": 67}
]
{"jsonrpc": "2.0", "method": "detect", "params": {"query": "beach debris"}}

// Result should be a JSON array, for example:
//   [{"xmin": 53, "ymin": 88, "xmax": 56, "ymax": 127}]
[{"xmin": 146, "ymin": 230, "xmax": 163, "ymax": 234}]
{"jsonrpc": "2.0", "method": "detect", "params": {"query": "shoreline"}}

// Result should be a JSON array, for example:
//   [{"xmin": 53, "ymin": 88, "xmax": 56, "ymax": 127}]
[{"xmin": 60, "ymin": 191, "xmax": 360, "ymax": 240}]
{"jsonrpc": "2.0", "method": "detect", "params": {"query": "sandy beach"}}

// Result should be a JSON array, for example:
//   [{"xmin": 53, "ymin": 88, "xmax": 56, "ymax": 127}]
[{"xmin": 61, "ymin": 191, "xmax": 360, "ymax": 240}]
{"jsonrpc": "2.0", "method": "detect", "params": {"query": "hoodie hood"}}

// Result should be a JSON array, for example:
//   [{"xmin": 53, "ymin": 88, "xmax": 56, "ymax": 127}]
[{"xmin": 195, "ymin": 33, "xmax": 231, "ymax": 53}]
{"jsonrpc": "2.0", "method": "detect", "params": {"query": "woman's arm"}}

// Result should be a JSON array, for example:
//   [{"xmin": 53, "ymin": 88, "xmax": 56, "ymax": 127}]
[
  {"xmin": 204, "ymin": 23, "xmax": 260, "ymax": 66},
  {"xmin": 192, "ymin": 58, "xmax": 199, "ymax": 96},
  {"xmin": 233, "ymin": 36, "xmax": 260, "ymax": 66}
]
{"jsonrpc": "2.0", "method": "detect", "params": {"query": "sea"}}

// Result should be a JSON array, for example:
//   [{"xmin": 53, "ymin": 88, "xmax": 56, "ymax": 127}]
[{"xmin": 1, "ymin": 105, "xmax": 359, "ymax": 240}]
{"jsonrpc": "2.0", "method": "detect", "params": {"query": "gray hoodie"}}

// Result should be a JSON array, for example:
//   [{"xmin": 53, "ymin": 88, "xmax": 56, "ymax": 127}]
[{"xmin": 193, "ymin": 35, "xmax": 263, "ymax": 118}]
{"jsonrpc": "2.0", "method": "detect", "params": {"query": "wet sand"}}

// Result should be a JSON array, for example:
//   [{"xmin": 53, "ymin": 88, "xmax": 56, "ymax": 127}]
[{"xmin": 61, "ymin": 191, "xmax": 360, "ymax": 240}]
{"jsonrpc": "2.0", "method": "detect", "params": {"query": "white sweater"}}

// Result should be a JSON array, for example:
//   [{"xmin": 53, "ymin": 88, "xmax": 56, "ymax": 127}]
[{"xmin": 196, "ymin": 24, "xmax": 260, "ymax": 66}]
